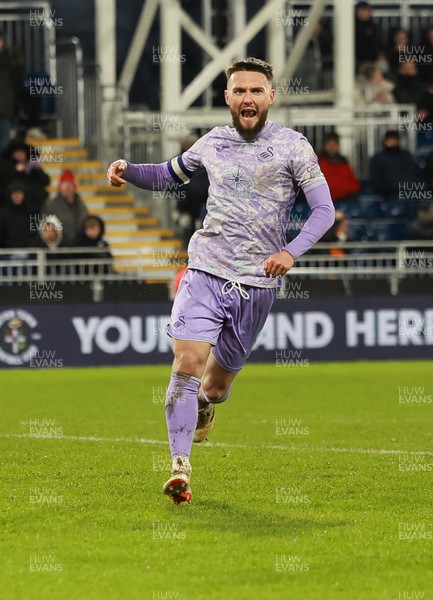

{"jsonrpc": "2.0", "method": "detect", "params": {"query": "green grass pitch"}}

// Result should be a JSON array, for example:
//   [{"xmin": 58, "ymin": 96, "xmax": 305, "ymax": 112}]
[{"xmin": 1, "ymin": 361, "xmax": 432, "ymax": 600}]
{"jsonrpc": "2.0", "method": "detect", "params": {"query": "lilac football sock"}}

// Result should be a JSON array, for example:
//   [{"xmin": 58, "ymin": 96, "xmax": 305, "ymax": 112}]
[{"xmin": 165, "ymin": 372, "xmax": 200, "ymax": 459}]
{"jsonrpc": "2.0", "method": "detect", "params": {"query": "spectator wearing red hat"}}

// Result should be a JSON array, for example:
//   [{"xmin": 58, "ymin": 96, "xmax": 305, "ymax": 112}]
[{"xmin": 43, "ymin": 169, "xmax": 88, "ymax": 246}]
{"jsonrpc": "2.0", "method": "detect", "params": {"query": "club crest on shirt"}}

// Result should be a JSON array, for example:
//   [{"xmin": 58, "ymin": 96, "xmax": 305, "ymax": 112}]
[{"xmin": 257, "ymin": 146, "xmax": 274, "ymax": 162}]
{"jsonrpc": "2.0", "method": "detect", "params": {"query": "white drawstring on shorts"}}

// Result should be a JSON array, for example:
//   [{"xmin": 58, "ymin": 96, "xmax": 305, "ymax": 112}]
[{"xmin": 221, "ymin": 280, "xmax": 250, "ymax": 300}]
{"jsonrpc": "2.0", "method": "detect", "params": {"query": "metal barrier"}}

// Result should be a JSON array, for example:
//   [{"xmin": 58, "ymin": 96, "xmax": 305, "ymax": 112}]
[
  {"xmin": 1, "ymin": 241, "xmax": 432, "ymax": 298},
  {"xmin": 118, "ymin": 104, "xmax": 417, "ymax": 182},
  {"xmin": 0, "ymin": 1, "xmax": 55, "ymax": 74},
  {"xmin": 55, "ymin": 39, "xmax": 102, "ymax": 155}
]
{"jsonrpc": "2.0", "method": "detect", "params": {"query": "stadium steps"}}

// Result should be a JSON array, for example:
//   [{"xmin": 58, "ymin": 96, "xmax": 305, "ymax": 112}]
[
  {"xmin": 27, "ymin": 137, "xmax": 81, "ymax": 147},
  {"xmin": 26, "ymin": 136, "xmax": 184, "ymax": 281},
  {"xmin": 46, "ymin": 184, "xmax": 129, "ymax": 194},
  {"xmin": 42, "ymin": 160, "xmax": 104, "ymax": 171},
  {"xmin": 41, "ymin": 149, "xmax": 89, "ymax": 159}
]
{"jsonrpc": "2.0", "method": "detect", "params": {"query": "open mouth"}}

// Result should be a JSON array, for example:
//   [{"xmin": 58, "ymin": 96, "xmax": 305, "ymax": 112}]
[{"xmin": 240, "ymin": 108, "xmax": 257, "ymax": 119}]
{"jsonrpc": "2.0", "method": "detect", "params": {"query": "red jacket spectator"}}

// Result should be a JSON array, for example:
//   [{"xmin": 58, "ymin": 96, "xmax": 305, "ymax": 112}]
[{"xmin": 317, "ymin": 133, "xmax": 361, "ymax": 201}]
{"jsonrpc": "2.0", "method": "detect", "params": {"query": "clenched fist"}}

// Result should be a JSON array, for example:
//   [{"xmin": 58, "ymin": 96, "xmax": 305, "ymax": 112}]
[
  {"xmin": 263, "ymin": 250, "xmax": 295, "ymax": 277},
  {"xmin": 107, "ymin": 159, "xmax": 128, "ymax": 187}
]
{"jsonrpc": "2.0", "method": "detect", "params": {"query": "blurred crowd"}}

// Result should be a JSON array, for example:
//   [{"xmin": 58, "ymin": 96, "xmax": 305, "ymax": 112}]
[
  {"xmin": 0, "ymin": 140, "xmax": 112, "ymax": 270},
  {"xmin": 0, "ymin": 27, "xmax": 112, "ymax": 270},
  {"xmin": 2, "ymin": 5, "xmax": 433, "ymax": 270}
]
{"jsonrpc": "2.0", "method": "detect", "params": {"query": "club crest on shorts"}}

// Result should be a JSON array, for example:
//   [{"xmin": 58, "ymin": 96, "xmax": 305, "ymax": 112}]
[{"xmin": 172, "ymin": 315, "xmax": 186, "ymax": 330}]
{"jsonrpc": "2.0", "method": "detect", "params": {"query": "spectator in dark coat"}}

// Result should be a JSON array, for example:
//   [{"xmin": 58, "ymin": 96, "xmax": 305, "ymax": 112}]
[
  {"xmin": 73, "ymin": 215, "xmax": 113, "ymax": 274},
  {"xmin": 355, "ymin": 2, "xmax": 380, "ymax": 71},
  {"xmin": 369, "ymin": 130, "xmax": 424, "ymax": 200},
  {"xmin": 317, "ymin": 133, "xmax": 361, "ymax": 202},
  {"xmin": 394, "ymin": 61, "xmax": 432, "ymax": 117},
  {"xmin": 386, "ymin": 28, "xmax": 410, "ymax": 77},
  {"xmin": 0, "ymin": 140, "xmax": 50, "ymax": 211},
  {"xmin": 423, "ymin": 150, "xmax": 433, "ymax": 192},
  {"xmin": 0, "ymin": 30, "xmax": 25, "ymax": 154},
  {"xmin": 0, "ymin": 181, "xmax": 33, "ymax": 248},
  {"xmin": 44, "ymin": 170, "xmax": 88, "ymax": 246},
  {"xmin": 418, "ymin": 26, "xmax": 433, "ymax": 89},
  {"xmin": 321, "ymin": 210, "xmax": 349, "ymax": 255}
]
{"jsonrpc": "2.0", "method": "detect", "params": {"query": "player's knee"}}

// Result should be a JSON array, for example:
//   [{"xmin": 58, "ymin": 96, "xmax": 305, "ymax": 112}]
[
  {"xmin": 201, "ymin": 378, "xmax": 231, "ymax": 403},
  {"xmin": 173, "ymin": 350, "xmax": 206, "ymax": 378}
]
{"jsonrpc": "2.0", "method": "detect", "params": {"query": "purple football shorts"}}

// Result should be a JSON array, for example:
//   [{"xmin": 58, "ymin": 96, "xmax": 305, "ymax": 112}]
[{"xmin": 167, "ymin": 269, "xmax": 277, "ymax": 372}]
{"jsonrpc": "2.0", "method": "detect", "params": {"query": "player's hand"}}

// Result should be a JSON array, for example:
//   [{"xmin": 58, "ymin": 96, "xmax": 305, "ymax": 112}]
[
  {"xmin": 263, "ymin": 250, "xmax": 295, "ymax": 277},
  {"xmin": 107, "ymin": 159, "xmax": 127, "ymax": 187}
]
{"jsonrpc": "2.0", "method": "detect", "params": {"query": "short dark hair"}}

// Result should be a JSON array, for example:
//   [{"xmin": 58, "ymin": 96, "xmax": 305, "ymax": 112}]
[
  {"xmin": 356, "ymin": 1, "xmax": 371, "ymax": 9},
  {"xmin": 324, "ymin": 132, "xmax": 340, "ymax": 144},
  {"xmin": 384, "ymin": 129, "xmax": 399, "ymax": 141},
  {"xmin": 226, "ymin": 57, "xmax": 274, "ymax": 83}
]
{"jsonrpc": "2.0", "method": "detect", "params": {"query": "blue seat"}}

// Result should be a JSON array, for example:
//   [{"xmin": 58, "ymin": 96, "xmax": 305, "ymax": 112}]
[
  {"xmin": 347, "ymin": 219, "xmax": 369, "ymax": 241},
  {"xmin": 334, "ymin": 199, "xmax": 362, "ymax": 218},
  {"xmin": 367, "ymin": 219, "xmax": 408, "ymax": 242},
  {"xmin": 389, "ymin": 221, "xmax": 409, "ymax": 240},
  {"xmin": 378, "ymin": 200, "xmax": 408, "ymax": 218},
  {"xmin": 358, "ymin": 196, "xmax": 384, "ymax": 219}
]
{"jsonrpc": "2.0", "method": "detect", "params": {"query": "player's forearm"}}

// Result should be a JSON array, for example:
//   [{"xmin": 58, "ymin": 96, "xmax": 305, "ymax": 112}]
[
  {"xmin": 283, "ymin": 183, "xmax": 335, "ymax": 260},
  {"xmin": 123, "ymin": 161, "xmax": 175, "ymax": 191}
]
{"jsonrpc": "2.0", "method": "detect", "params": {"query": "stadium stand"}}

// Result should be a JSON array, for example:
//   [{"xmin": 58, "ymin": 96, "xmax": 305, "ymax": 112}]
[
  {"xmin": 0, "ymin": 0, "xmax": 432, "ymax": 298},
  {"xmin": 23, "ymin": 137, "xmax": 186, "ymax": 279}
]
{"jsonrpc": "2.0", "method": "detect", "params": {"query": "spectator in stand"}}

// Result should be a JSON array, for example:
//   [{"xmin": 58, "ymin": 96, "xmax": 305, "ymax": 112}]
[
  {"xmin": 74, "ymin": 215, "xmax": 113, "ymax": 274},
  {"xmin": 317, "ymin": 133, "xmax": 361, "ymax": 202},
  {"xmin": 0, "ymin": 181, "xmax": 33, "ymax": 249},
  {"xmin": 0, "ymin": 29, "xmax": 25, "ymax": 154},
  {"xmin": 374, "ymin": 51, "xmax": 393, "ymax": 81},
  {"xmin": 386, "ymin": 28, "xmax": 411, "ymax": 77},
  {"xmin": 320, "ymin": 210, "xmax": 349, "ymax": 256},
  {"xmin": 44, "ymin": 169, "xmax": 88, "ymax": 246},
  {"xmin": 32, "ymin": 214, "xmax": 65, "ymax": 276},
  {"xmin": 356, "ymin": 63, "xmax": 395, "ymax": 105},
  {"xmin": 0, "ymin": 140, "xmax": 50, "ymax": 212},
  {"xmin": 394, "ymin": 60, "xmax": 433, "ymax": 119},
  {"xmin": 418, "ymin": 26, "xmax": 433, "ymax": 89},
  {"xmin": 423, "ymin": 150, "xmax": 433, "ymax": 192},
  {"xmin": 35, "ymin": 214, "xmax": 63, "ymax": 249},
  {"xmin": 407, "ymin": 203, "xmax": 433, "ymax": 247},
  {"xmin": 355, "ymin": 2, "xmax": 380, "ymax": 71},
  {"xmin": 369, "ymin": 130, "xmax": 424, "ymax": 200}
]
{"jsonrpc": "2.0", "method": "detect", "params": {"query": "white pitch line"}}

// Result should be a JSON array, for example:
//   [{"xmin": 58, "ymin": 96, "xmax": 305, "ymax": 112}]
[{"xmin": 1, "ymin": 432, "xmax": 432, "ymax": 456}]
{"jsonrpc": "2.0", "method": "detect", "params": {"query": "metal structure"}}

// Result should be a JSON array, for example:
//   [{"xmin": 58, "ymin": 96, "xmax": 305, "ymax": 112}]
[
  {"xmin": 0, "ymin": 0, "xmax": 56, "ymax": 74},
  {"xmin": 118, "ymin": 103, "xmax": 417, "ymax": 181},
  {"xmin": 1, "ymin": 242, "xmax": 432, "ymax": 300}
]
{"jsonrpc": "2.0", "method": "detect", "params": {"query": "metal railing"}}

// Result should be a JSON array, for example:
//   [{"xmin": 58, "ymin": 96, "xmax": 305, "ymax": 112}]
[
  {"xmin": 55, "ymin": 38, "xmax": 102, "ymax": 156},
  {"xmin": 0, "ymin": 1, "xmax": 56, "ymax": 74},
  {"xmin": 1, "ymin": 241, "xmax": 432, "ymax": 297},
  {"xmin": 117, "ymin": 103, "xmax": 418, "ymax": 182}
]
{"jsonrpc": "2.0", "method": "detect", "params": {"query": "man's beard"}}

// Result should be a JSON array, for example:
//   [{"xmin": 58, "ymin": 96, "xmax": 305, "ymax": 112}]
[{"xmin": 230, "ymin": 107, "xmax": 269, "ymax": 140}]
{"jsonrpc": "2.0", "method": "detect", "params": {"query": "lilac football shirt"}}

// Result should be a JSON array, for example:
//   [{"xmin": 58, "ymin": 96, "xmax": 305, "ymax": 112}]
[{"xmin": 123, "ymin": 120, "xmax": 334, "ymax": 288}]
